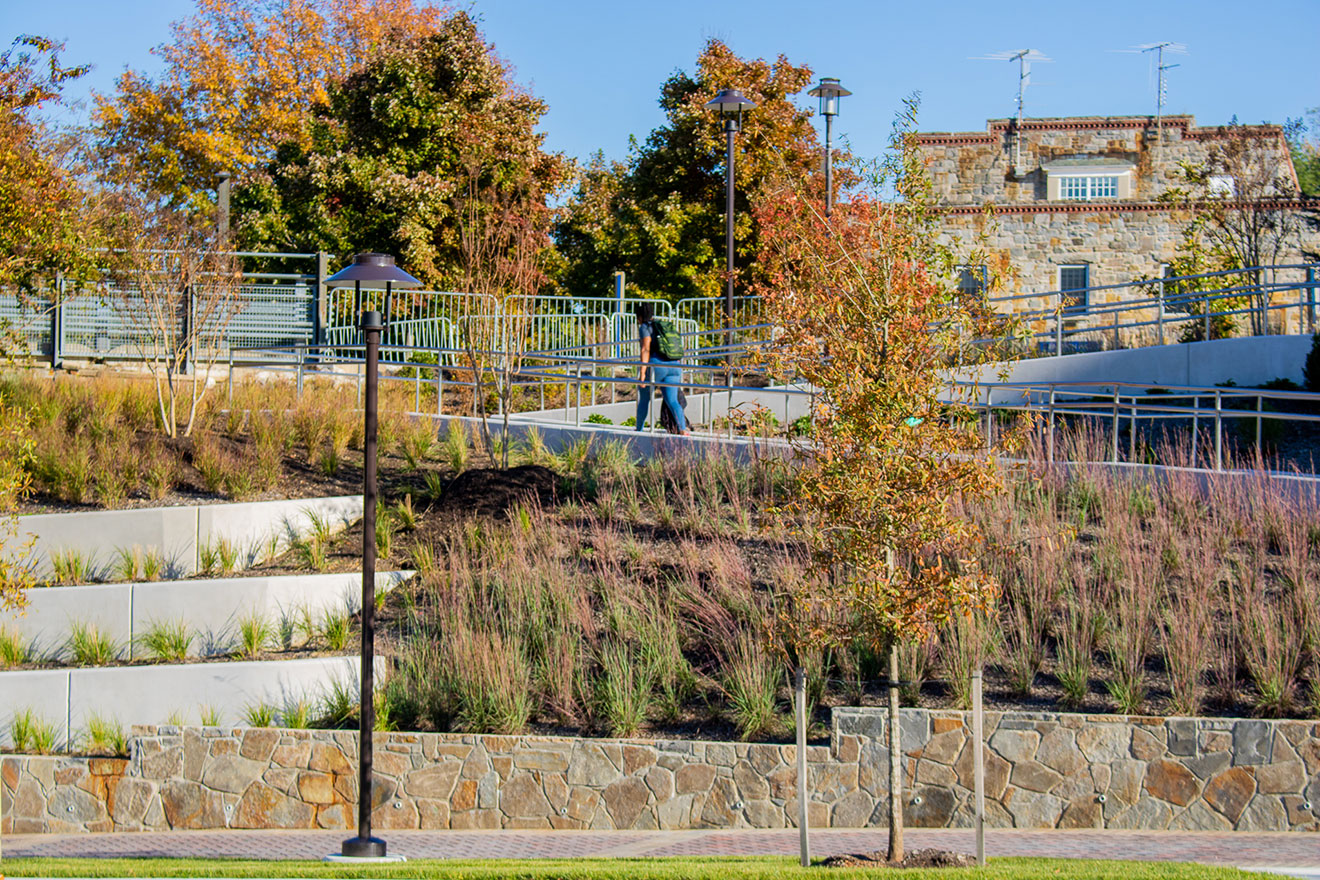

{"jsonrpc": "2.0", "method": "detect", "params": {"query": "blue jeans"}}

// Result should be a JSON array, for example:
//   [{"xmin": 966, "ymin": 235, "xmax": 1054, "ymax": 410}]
[{"xmin": 636, "ymin": 363, "xmax": 686, "ymax": 432}]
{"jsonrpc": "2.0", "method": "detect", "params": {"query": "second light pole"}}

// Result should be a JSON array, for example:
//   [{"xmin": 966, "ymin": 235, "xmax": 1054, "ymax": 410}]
[
  {"xmin": 808, "ymin": 77, "xmax": 851, "ymax": 216},
  {"xmin": 704, "ymin": 88, "xmax": 757, "ymax": 339}
]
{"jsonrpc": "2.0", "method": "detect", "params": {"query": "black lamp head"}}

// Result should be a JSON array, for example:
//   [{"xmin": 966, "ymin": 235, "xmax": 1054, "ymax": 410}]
[
  {"xmin": 325, "ymin": 252, "xmax": 422, "ymax": 290},
  {"xmin": 808, "ymin": 77, "xmax": 851, "ymax": 117}
]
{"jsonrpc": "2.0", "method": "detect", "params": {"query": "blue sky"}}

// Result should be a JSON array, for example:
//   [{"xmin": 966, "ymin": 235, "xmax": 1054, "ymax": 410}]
[{"xmin": 9, "ymin": 0, "xmax": 1318, "ymax": 164}]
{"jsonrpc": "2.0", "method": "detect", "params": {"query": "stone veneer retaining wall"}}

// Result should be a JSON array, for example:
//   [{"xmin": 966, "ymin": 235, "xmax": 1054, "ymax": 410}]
[{"xmin": 2, "ymin": 709, "xmax": 1318, "ymax": 834}]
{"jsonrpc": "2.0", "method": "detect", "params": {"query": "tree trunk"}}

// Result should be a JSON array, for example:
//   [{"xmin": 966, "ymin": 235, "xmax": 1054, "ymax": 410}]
[
  {"xmin": 795, "ymin": 664, "xmax": 810, "ymax": 867},
  {"xmin": 888, "ymin": 641, "xmax": 904, "ymax": 862}
]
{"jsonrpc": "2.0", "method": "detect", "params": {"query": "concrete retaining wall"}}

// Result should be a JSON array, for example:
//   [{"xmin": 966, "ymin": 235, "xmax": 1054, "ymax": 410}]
[
  {"xmin": 0, "ymin": 656, "xmax": 378, "ymax": 750},
  {"xmin": 2, "ymin": 571, "xmax": 411, "ymax": 661},
  {"xmin": 3, "ymin": 708, "xmax": 1317, "ymax": 833},
  {"xmin": 14, "ymin": 496, "xmax": 363, "ymax": 579}
]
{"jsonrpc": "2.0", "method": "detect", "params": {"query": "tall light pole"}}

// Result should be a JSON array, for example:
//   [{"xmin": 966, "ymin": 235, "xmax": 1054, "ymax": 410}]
[
  {"xmin": 217, "ymin": 172, "xmax": 232, "ymax": 241},
  {"xmin": 704, "ymin": 88, "xmax": 757, "ymax": 345},
  {"xmin": 324, "ymin": 252, "xmax": 420, "ymax": 863},
  {"xmin": 807, "ymin": 78, "xmax": 851, "ymax": 215}
]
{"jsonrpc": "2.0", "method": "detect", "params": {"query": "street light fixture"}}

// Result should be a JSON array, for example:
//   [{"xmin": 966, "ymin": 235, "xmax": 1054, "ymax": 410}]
[
  {"xmin": 324, "ymin": 252, "xmax": 420, "ymax": 862},
  {"xmin": 807, "ymin": 77, "xmax": 851, "ymax": 215},
  {"xmin": 704, "ymin": 88, "xmax": 757, "ymax": 340}
]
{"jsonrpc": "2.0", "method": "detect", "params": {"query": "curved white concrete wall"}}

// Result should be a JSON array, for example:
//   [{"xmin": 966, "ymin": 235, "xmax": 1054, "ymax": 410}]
[
  {"xmin": 975, "ymin": 334, "xmax": 1314, "ymax": 393},
  {"xmin": 0, "ymin": 656, "xmax": 383, "ymax": 749},
  {"xmin": 2, "ymin": 571, "xmax": 412, "ymax": 661},
  {"xmin": 13, "ymin": 495, "xmax": 363, "ymax": 579}
]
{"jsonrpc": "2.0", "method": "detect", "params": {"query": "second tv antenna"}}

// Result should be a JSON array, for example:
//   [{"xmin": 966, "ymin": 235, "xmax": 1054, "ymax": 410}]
[{"xmin": 974, "ymin": 49, "xmax": 1051, "ymax": 173}]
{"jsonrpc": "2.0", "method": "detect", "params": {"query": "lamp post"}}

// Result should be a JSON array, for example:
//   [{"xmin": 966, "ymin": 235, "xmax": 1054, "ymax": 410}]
[
  {"xmin": 324, "ymin": 252, "xmax": 420, "ymax": 862},
  {"xmin": 807, "ymin": 77, "xmax": 851, "ymax": 216},
  {"xmin": 703, "ymin": 88, "xmax": 757, "ymax": 348}
]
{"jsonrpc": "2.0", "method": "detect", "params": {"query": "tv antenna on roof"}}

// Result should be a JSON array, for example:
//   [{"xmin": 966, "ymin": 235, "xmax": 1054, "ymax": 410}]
[
  {"xmin": 1114, "ymin": 41, "xmax": 1187, "ymax": 148},
  {"xmin": 972, "ymin": 49, "xmax": 1051, "ymax": 173}
]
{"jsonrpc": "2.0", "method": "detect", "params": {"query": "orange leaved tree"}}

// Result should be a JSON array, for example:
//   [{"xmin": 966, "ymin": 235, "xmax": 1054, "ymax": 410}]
[
  {"xmin": 754, "ymin": 99, "xmax": 1017, "ymax": 861},
  {"xmin": 94, "ymin": 0, "xmax": 448, "ymax": 209}
]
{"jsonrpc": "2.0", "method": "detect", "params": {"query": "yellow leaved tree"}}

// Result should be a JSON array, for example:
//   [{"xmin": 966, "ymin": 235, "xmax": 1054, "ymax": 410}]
[{"xmin": 756, "ymin": 99, "xmax": 1020, "ymax": 862}]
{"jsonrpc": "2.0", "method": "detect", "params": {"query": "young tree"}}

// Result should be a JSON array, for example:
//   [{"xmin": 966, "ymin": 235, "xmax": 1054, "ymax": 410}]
[
  {"xmin": 104, "ymin": 199, "xmax": 242, "ymax": 437},
  {"xmin": 554, "ymin": 40, "xmax": 833, "ymax": 303},
  {"xmin": 1164, "ymin": 119, "xmax": 1313, "ymax": 335},
  {"xmin": 235, "ymin": 12, "xmax": 568, "ymax": 289},
  {"xmin": 94, "ymin": 0, "xmax": 448, "ymax": 210},
  {"xmin": 753, "ymin": 100, "xmax": 1014, "ymax": 862}
]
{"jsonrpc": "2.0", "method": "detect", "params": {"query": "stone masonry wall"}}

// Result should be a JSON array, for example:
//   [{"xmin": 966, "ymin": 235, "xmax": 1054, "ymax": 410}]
[{"xmin": 2, "ymin": 709, "xmax": 1318, "ymax": 834}]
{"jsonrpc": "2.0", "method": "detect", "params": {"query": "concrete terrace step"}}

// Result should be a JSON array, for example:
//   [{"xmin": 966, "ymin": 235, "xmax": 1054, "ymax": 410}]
[
  {"xmin": 0, "ymin": 655, "xmax": 383, "ymax": 749},
  {"xmin": 3, "ymin": 571, "xmax": 412, "ymax": 662},
  {"xmin": 13, "ymin": 496, "xmax": 364, "ymax": 579}
]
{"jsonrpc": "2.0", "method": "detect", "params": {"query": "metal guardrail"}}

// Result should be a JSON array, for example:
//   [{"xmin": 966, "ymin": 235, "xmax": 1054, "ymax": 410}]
[
  {"xmin": 4, "ymin": 262, "xmax": 1317, "ymax": 374},
  {"xmin": 961, "ymin": 379, "xmax": 1320, "ymax": 472}
]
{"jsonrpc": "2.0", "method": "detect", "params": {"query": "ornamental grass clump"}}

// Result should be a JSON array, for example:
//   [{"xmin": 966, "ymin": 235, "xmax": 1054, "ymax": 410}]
[
  {"xmin": 140, "ymin": 618, "xmax": 193, "ymax": 662},
  {"xmin": 69, "ymin": 621, "xmax": 119, "ymax": 666}
]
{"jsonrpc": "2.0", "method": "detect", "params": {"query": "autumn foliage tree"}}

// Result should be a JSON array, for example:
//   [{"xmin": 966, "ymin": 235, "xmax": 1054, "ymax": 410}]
[
  {"xmin": 94, "ymin": 0, "xmax": 448, "ymax": 210},
  {"xmin": 555, "ymin": 39, "xmax": 831, "ymax": 302},
  {"xmin": 0, "ymin": 36, "xmax": 99, "ymax": 301},
  {"xmin": 755, "ymin": 101, "xmax": 1016, "ymax": 861}
]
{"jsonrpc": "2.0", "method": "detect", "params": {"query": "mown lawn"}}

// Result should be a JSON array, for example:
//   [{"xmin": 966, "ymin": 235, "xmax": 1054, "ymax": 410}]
[{"xmin": 0, "ymin": 857, "xmax": 1264, "ymax": 879}]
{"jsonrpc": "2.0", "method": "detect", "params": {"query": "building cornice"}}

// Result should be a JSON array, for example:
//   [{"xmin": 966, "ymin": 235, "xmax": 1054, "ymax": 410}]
[
  {"xmin": 916, "ymin": 115, "xmax": 1285, "ymax": 146},
  {"xmin": 934, "ymin": 198, "xmax": 1317, "ymax": 217}
]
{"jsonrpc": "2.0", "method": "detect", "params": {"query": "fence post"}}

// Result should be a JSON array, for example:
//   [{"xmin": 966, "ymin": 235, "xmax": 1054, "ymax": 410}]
[
  {"xmin": 972, "ymin": 669, "xmax": 985, "ymax": 868},
  {"xmin": 314, "ymin": 251, "xmax": 329, "ymax": 347},
  {"xmin": 1157, "ymin": 286, "xmax": 1165, "ymax": 346},
  {"xmin": 1308, "ymin": 265, "xmax": 1317, "ymax": 333},
  {"xmin": 1214, "ymin": 390, "xmax": 1223, "ymax": 472},
  {"xmin": 1047, "ymin": 387, "xmax": 1056, "ymax": 464},
  {"xmin": 50, "ymin": 272, "xmax": 65, "ymax": 370},
  {"xmin": 1111, "ymin": 389, "xmax": 1120, "ymax": 463},
  {"xmin": 1191, "ymin": 395, "xmax": 1199, "ymax": 466},
  {"xmin": 1112, "ymin": 309, "xmax": 1119, "ymax": 351},
  {"xmin": 1130, "ymin": 398, "xmax": 1137, "ymax": 460},
  {"xmin": 1203, "ymin": 297, "xmax": 1211, "ymax": 341},
  {"xmin": 1054, "ymin": 293, "xmax": 1063, "ymax": 356},
  {"xmin": 1256, "ymin": 394, "xmax": 1262, "ymax": 450},
  {"xmin": 436, "ymin": 362, "xmax": 443, "ymax": 417}
]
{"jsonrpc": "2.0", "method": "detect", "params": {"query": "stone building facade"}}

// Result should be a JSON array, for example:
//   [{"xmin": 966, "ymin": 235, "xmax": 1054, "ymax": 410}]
[
  {"xmin": 915, "ymin": 116, "xmax": 1318, "ymax": 328},
  {"xmin": 4, "ymin": 708, "xmax": 1318, "ymax": 834}
]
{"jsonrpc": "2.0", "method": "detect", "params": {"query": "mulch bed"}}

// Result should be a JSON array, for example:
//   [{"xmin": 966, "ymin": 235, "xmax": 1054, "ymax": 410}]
[{"xmin": 822, "ymin": 849, "xmax": 977, "ymax": 869}]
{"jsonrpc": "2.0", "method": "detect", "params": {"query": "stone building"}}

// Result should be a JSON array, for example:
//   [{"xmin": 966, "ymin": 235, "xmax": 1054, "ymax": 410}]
[{"xmin": 916, "ymin": 115, "xmax": 1318, "ymax": 336}]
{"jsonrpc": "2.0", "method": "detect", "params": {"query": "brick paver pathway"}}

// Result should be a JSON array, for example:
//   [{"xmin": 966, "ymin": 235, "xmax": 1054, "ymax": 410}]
[{"xmin": 3, "ymin": 829, "xmax": 1320, "ymax": 867}]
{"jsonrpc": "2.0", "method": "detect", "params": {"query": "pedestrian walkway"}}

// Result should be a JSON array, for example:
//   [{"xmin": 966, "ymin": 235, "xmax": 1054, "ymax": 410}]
[{"xmin": 4, "ymin": 828, "xmax": 1320, "ymax": 867}]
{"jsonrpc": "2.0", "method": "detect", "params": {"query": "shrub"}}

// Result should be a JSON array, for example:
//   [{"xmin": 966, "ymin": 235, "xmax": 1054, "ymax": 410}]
[
  {"xmin": 319, "ymin": 610, "xmax": 353, "ymax": 652},
  {"xmin": 442, "ymin": 420, "xmax": 469, "ymax": 474},
  {"xmin": 586, "ymin": 413, "xmax": 613, "ymax": 425},
  {"xmin": 198, "ymin": 704, "xmax": 222, "ymax": 726}
]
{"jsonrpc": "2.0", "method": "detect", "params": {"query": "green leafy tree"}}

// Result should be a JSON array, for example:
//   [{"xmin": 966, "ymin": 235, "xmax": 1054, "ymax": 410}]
[
  {"xmin": 234, "ymin": 12, "xmax": 569, "ymax": 289},
  {"xmin": 1287, "ymin": 111, "xmax": 1320, "ymax": 197},
  {"xmin": 554, "ymin": 40, "xmax": 830, "ymax": 303}
]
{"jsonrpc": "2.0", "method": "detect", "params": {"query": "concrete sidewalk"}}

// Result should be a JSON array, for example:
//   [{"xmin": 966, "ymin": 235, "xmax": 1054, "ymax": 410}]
[{"xmin": 3, "ymin": 828, "xmax": 1320, "ymax": 867}]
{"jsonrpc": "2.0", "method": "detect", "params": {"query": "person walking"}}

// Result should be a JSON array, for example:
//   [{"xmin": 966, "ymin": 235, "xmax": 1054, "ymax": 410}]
[{"xmin": 635, "ymin": 303, "xmax": 689, "ymax": 435}]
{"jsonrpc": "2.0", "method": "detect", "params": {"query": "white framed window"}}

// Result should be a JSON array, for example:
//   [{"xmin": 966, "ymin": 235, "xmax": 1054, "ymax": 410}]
[
  {"xmin": 1059, "ymin": 265, "xmax": 1090, "ymax": 312},
  {"xmin": 1057, "ymin": 175, "xmax": 1120, "ymax": 200},
  {"xmin": 957, "ymin": 264, "xmax": 989, "ymax": 296}
]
